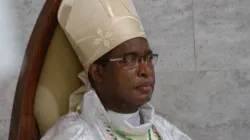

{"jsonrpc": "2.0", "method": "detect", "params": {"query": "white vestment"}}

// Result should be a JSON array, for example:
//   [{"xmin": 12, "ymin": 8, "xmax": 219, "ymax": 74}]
[{"xmin": 41, "ymin": 90, "xmax": 192, "ymax": 140}]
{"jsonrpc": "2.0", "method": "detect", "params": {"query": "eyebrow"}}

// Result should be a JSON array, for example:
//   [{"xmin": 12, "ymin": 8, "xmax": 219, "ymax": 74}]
[
  {"xmin": 146, "ymin": 50, "xmax": 153, "ymax": 54},
  {"xmin": 123, "ymin": 50, "xmax": 153, "ymax": 56}
]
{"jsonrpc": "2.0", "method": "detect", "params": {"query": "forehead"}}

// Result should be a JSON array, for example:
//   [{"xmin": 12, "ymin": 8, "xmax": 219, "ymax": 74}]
[{"xmin": 109, "ymin": 37, "xmax": 151, "ymax": 57}]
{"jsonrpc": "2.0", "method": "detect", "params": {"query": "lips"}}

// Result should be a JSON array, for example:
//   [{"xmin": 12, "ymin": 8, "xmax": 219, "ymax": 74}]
[
  {"xmin": 135, "ymin": 85, "xmax": 153, "ymax": 93},
  {"xmin": 135, "ymin": 82, "xmax": 153, "ymax": 94}
]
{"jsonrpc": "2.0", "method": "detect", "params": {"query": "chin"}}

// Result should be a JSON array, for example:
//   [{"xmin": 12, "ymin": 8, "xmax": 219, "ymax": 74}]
[
  {"xmin": 135, "ymin": 95, "xmax": 152, "ymax": 105},
  {"xmin": 124, "ymin": 90, "xmax": 153, "ymax": 107}
]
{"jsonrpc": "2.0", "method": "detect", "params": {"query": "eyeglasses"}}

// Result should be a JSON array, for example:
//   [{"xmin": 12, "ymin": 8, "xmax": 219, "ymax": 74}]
[{"xmin": 107, "ymin": 53, "xmax": 158, "ymax": 69}]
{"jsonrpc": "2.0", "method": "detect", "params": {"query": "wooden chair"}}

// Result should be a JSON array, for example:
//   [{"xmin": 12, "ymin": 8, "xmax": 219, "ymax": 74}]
[{"xmin": 9, "ymin": 0, "xmax": 83, "ymax": 139}]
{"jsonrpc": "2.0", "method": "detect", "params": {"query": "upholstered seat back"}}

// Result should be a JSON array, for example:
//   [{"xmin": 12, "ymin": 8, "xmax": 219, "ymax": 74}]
[{"xmin": 34, "ymin": 26, "xmax": 82, "ymax": 135}]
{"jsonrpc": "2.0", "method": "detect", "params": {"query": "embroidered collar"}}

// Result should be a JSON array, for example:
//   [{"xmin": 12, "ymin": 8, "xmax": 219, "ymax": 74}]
[{"xmin": 80, "ymin": 90, "xmax": 155, "ymax": 135}]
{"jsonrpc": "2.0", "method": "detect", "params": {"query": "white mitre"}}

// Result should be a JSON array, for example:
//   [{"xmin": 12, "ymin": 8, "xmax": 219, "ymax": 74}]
[{"xmin": 58, "ymin": 0, "xmax": 146, "ymax": 72}]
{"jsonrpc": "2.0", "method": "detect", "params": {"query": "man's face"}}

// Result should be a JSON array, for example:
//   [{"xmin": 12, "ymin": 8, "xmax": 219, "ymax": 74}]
[{"xmin": 99, "ymin": 37, "xmax": 156, "ymax": 111}]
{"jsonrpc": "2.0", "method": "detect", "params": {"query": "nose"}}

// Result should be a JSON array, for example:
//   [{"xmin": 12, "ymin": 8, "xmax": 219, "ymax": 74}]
[{"xmin": 137, "ymin": 60, "xmax": 154, "ymax": 78}]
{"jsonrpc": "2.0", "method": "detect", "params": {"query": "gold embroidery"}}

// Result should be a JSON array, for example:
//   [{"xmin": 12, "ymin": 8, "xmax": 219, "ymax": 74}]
[{"xmin": 93, "ymin": 28, "xmax": 113, "ymax": 48}]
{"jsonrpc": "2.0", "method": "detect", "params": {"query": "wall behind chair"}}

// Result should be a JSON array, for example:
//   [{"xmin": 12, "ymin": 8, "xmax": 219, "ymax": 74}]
[
  {"xmin": 135, "ymin": 0, "xmax": 250, "ymax": 140},
  {"xmin": 0, "ymin": 0, "xmax": 45, "ymax": 139},
  {"xmin": 0, "ymin": 0, "xmax": 250, "ymax": 140}
]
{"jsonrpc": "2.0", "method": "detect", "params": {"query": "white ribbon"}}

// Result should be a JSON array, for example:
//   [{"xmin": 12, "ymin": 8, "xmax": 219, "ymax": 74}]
[{"xmin": 69, "ymin": 71, "xmax": 92, "ymax": 113}]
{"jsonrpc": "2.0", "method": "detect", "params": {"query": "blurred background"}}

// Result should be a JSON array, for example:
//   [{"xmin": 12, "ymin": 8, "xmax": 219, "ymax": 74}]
[{"xmin": 0, "ymin": 0, "xmax": 250, "ymax": 139}]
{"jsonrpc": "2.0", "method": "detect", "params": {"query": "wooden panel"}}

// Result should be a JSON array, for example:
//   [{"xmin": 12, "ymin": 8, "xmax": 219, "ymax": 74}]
[{"xmin": 9, "ymin": 0, "xmax": 62, "ymax": 139}]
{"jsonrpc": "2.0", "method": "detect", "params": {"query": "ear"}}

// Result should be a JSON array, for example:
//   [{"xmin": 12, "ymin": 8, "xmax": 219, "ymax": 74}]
[{"xmin": 88, "ymin": 64, "xmax": 104, "ymax": 83}]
